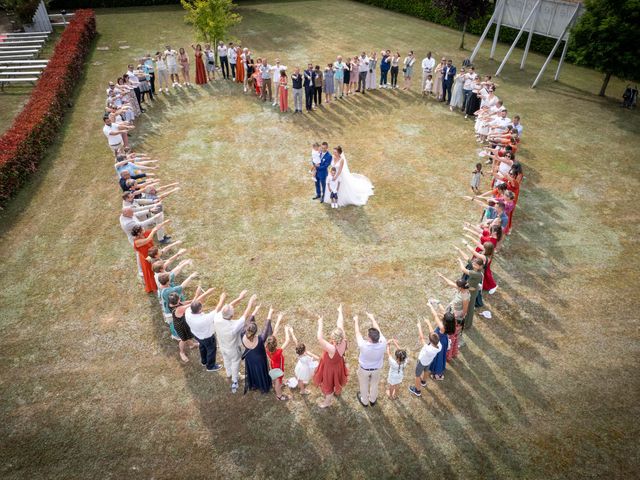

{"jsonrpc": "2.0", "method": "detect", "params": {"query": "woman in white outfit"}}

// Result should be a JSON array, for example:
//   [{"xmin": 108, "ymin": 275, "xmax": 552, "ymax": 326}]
[
  {"xmin": 324, "ymin": 146, "xmax": 374, "ymax": 207},
  {"xmin": 449, "ymin": 68, "xmax": 466, "ymax": 111}
]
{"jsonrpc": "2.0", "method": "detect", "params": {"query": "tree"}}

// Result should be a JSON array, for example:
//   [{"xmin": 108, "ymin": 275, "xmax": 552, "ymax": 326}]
[
  {"xmin": 181, "ymin": 0, "xmax": 242, "ymax": 60},
  {"xmin": 435, "ymin": 0, "xmax": 491, "ymax": 50},
  {"xmin": 569, "ymin": 0, "xmax": 640, "ymax": 96}
]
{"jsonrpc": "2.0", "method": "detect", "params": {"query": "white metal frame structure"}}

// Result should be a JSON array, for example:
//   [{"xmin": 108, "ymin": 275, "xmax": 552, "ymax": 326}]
[{"xmin": 469, "ymin": 0, "xmax": 584, "ymax": 88}]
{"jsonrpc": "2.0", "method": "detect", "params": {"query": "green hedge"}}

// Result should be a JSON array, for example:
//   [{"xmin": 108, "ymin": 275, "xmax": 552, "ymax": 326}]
[{"xmin": 49, "ymin": 0, "xmax": 179, "ymax": 7}]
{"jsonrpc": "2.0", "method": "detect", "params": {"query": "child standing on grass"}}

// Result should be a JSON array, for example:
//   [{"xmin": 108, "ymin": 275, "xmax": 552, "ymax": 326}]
[
  {"xmin": 328, "ymin": 167, "xmax": 340, "ymax": 209},
  {"xmin": 386, "ymin": 339, "xmax": 407, "ymax": 399},
  {"xmin": 287, "ymin": 326, "xmax": 319, "ymax": 395},
  {"xmin": 471, "ymin": 162, "xmax": 483, "ymax": 193},
  {"xmin": 310, "ymin": 142, "xmax": 321, "ymax": 180},
  {"xmin": 423, "ymin": 74, "xmax": 433, "ymax": 97},
  {"xmin": 409, "ymin": 319, "xmax": 441, "ymax": 397},
  {"xmin": 265, "ymin": 313, "xmax": 291, "ymax": 401}
]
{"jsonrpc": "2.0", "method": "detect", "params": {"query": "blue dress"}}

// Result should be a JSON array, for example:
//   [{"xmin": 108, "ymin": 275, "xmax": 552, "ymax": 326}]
[
  {"xmin": 429, "ymin": 327, "xmax": 449, "ymax": 375},
  {"xmin": 242, "ymin": 317, "xmax": 273, "ymax": 394}
]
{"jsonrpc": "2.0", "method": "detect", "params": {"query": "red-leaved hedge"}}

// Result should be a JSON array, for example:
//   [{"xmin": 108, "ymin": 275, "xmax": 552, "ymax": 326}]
[{"xmin": 0, "ymin": 9, "xmax": 96, "ymax": 208}]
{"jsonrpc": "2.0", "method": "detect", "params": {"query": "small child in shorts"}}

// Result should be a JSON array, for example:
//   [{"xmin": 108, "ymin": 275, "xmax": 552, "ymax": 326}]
[
  {"xmin": 471, "ymin": 162, "xmax": 483, "ymax": 193},
  {"xmin": 328, "ymin": 167, "xmax": 340, "ymax": 208}
]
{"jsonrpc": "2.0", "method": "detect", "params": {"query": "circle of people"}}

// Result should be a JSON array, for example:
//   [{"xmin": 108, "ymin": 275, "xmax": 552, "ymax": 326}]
[{"xmin": 105, "ymin": 39, "xmax": 525, "ymax": 407}]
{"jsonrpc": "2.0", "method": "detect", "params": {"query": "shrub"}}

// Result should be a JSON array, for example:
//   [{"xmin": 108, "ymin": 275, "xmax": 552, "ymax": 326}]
[{"xmin": 0, "ymin": 9, "xmax": 97, "ymax": 208}]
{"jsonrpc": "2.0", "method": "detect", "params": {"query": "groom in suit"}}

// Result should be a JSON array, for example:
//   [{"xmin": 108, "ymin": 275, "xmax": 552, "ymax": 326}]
[
  {"xmin": 442, "ymin": 59, "xmax": 457, "ymax": 104},
  {"xmin": 313, "ymin": 142, "xmax": 332, "ymax": 203}
]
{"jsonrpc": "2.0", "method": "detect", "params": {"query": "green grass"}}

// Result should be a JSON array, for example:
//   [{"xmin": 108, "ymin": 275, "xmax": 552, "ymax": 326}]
[{"xmin": 0, "ymin": 2, "xmax": 639, "ymax": 479}]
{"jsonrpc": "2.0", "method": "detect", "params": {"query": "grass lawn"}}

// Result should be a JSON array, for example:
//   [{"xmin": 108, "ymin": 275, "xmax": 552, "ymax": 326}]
[{"xmin": 1, "ymin": 1, "xmax": 639, "ymax": 479}]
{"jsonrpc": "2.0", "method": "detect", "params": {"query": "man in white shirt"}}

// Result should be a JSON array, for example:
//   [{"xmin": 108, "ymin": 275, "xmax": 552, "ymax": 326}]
[
  {"xmin": 354, "ymin": 313, "xmax": 387, "ymax": 407},
  {"xmin": 512, "ymin": 115, "xmax": 523, "ymax": 137},
  {"xmin": 164, "ymin": 45, "xmax": 179, "ymax": 87},
  {"xmin": 409, "ymin": 318, "xmax": 442, "ymax": 397},
  {"xmin": 260, "ymin": 58, "xmax": 273, "ymax": 102},
  {"xmin": 217, "ymin": 41, "xmax": 229, "ymax": 79},
  {"xmin": 228, "ymin": 42, "xmax": 237, "ymax": 80},
  {"xmin": 271, "ymin": 58, "xmax": 287, "ymax": 106},
  {"xmin": 185, "ymin": 301, "xmax": 222, "ymax": 372},
  {"xmin": 119, "ymin": 207, "xmax": 166, "ymax": 245},
  {"xmin": 212, "ymin": 291, "xmax": 255, "ymax": 393},
  {"xmin": 489, "ymin": 109, "xmax": 512, "ymax": 135},
  {"xmin": 357, "ymin": 52, "xmax": 369, "ymax": 94},
  {"xmin": 463, "ymin": 66, "xmax": 477, "ymax": 110},
  {"xmin": 103, "ymin": 116, "xmax": 127, "ymax": 154},
  {"xmin": 421, "ymin": 51, "xmax": 435, "ymax": 91}
]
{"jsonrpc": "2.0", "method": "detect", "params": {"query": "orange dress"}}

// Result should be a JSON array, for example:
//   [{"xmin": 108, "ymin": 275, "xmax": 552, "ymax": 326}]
[
  {"xmin": 235, "ymin": 50, "xmax": 245, "ymax": 84},
  {"xmin": 134, "ymin": 230, "xmax": 157, "ymax": 293},
  {"xmin": 313, "ymin": 341, "xmax": 348, "ymax": 395}
]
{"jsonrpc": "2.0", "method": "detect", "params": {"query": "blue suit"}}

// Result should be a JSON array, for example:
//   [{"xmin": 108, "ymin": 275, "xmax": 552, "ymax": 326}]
[
  {"xmin": 442, "ymin": 64, "xmax": 456, "ymax": 104},
  {"xmin": 315, "ymin": 150, "xmax": 332, "ymax": 201}
]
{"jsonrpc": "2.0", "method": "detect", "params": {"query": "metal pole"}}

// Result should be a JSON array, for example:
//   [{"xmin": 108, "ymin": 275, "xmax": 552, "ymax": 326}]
[
  {"xmin": 532, "ymin": 3, "xmax": 581, "ymax": 88},
  {"xmin": 554, "ymin": 34, "xmax": 570, "ymax": 81},
  {"xmin": 490, "ymin": 0, "xmax": 506, "ymax": 59},
  {"xmin": 520, "ymin": 1, "xmax": 541, "ymax": 70},
  {"xmin": 495, "ymin": 0, "xmax": 541, "ymax": 76},
  {"xmin": 470, "ymin": 0, "xmax": 502, "ymax": 63}
]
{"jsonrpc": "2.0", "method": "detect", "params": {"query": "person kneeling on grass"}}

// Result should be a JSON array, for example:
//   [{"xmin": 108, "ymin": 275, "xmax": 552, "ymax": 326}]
[
  {"xmin": 409, "ymin": 319, "xmax": 441, "ymax": 397},
  {"xmin": 328, "ymin": 167, "xmax": 340, "ymax": 209}
]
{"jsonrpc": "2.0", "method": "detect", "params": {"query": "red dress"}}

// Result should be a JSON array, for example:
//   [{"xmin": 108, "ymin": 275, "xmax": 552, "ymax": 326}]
[
  {"xmin": 194, "ymin": 51, "xmax": 207, "ymax": 85},
  {"xmin": 506, "ymin": 179, "xmax": 521, "ymax": 231},
  {"xmin": 482, "ymin": 254, "xmax": 497, "ymax": 291},
  {"xmin": 267, "ymin": 348, "xmax": 285, "ymax": 379},
  {"xmin": 477, "ymin": 229, "xmax": 498, "ymax": 252},
  {"xmin": 313, "ymin": 342, "xmax": 349, "ymax": 395},
  {"xmin": 134, "ymin": 230, "xmax": 157, "ymax": 293}
]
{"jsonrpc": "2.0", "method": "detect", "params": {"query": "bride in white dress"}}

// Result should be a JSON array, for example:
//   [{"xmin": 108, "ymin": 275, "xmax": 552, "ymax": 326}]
[{"xmin": 323, "ymin": 146, "xmax": 374, "ymax": 207}]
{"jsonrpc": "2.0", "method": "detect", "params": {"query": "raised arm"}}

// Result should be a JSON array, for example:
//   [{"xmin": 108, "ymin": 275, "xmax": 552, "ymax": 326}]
[
  {"xmin": 181, "ymin": 271, "xmax": 198, "ymax": 288},
  {"xmin": 281, "ymin": 325, "xmax": 291, "ymax": 350},
  {"xmin": 158, "ymin": 187, "xmax": 180, "ymax": 199},
  {"xmin": 273, "ymin": 313, "xmax": 284, "ymax": 337},
  {"xmin": 437, "ymin": 272, "xmax": 457, "ymax": 288},
  {"xmin": 164, "ymin": 248, "xmax": 187, "ymax": 269},
  {"xmin": 159, "ymin": 239, "xmax": 182, "ymax": 255},
  {"xmin": 336, "ymin": 303, "xmax": 344, "ymax": 332},
  {"xmin": 428, "ymin": 303, "xmax": 444, "ymax": 331},
  {"xmin": 214, "ymin": 292, "xmax": 227, "ymax": 313},
  {"xmin": 353, "ymin": 315, "xmax": 363, "ymax": 344},
  {"xmin": 288, "ymin": 325, "xmax": 299, "ymax": 346},
  {"xmin": 417, "ymin": 321, "xmax": 425, "ymax": 345},
  {"xmin": 170, "ymin": 258, "xmax": 192, "ymax": 277},
  {"xmin": 230, "ymin": 290, "xmax": 248, "ymax": 308},
  {"xmin": 241, "ymin": 293, "xmax": 256, "ymax": 320},
  {"xmin": 317, "ymin": 317, "xmax": 335, "ymax": 354},
  {"xmin": 194, "ymin": 287, "xmax": 216, "ymax": 304},
  {"xmin": 422, "ymin": 315, "xmax": 435, "ymax": 334},
  {"xmin": 366, "ymin": 312, "xmax": 382, "ymax": 336}
]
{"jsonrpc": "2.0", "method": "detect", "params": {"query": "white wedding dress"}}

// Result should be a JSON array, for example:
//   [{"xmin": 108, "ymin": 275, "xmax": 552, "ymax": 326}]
[{"xmin": 323, "ymin": 153, "xmax": 374, "ymax": 206}]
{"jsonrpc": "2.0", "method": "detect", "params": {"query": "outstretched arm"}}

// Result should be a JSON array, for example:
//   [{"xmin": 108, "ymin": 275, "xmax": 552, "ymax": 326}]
[
  {"xmin": 353, "ymin": 315, "xmax": 363, "ymax": 344},
  {"xmin": 281, "ymin": 325, "xmax": 291, "ymax": 350},
  {"xmin": 214, "ymin": 292, "xmax": 227, "ymax": 313},
  {"xmin": 273, "ymin": 313, "xmax": 284, "ymax": 337},
  {"xmin": 417, "ymin": 321, "xmax": 425, "ymax": 345},
  {"xmin": 230, "ymin": 290, "xmax": 248, "ymax": 308},
  {"xmin": 336, "ymin": 304, "xmax": 344, "ymax": 331},
  {"xmin": 317, "ymin": 316, "xmax": 335, "ymax": 354},
  {"xmin": 428, "ymin": 303, "xmax": 444, "ymax": 331},
  {"xmin": 423, "ymin": 315, "xmax": 435, "ymax": 334},
  {"xmin": 241, "ymin": 293, "xmax": 256, "ymax": 320},
  {"xmin": 437, "ymin": 272, "xmax": 457, "ymax": 288},
  {"xmin": 366, "ymin": 312, "xmax": 382, "ymax": 336},
  {"xmin": 181, "ymin": 271, "xmax": 198, "ymax": 288}
]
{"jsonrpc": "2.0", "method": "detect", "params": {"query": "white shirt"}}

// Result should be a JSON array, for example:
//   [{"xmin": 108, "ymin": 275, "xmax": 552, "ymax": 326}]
[
  {"xmin": 185, "ymin": 308, "xmax": 216, "ymax": 339},
  {"xmin": 127, "ymin": 70, "xmax": 140, "ymax": 87},
  {"xmin": 229, "ymin": 48, "xmax": 237, "ymax": 63},
  {"xmin": 311, "ymin": 149, "xmax": 321, "ymax": 166},
  {"xmin": 463, "ymin": 72, "xmax": 477, "ymax": 90},
  {"xmin": 328, "ymin": 176, "xmax": 340, "ymax": 192},
  {"xmin": 164, "ymin": 50, "xmax": 177, "ymax": 66},
  {"xmin": 418, "ymin": 342, "xmax": 441, "ymax": 366},
  {"xmin": 356, "ymin": 333, "xmax": 387, "ymax": 370},
  {"xmin": 103, "ymin": 124, "xmax": 122, "ymax": 146},
  {"xmin": 358, "ymin": 57, "xmax": 370, "ymax": 73},
  {"xmin": 217, "ymin": 45, "xmax": 228, "ymax": 57},
  {"xmin": 271, "ymin": 63, "xmax": 286, "ymax": 81},
  {"xmin": 421, "ymin": 57, "xmax": 435, "ymax": 71},
  {"xmin": 213, "ymin": 312, "xmax": 245, "ymax": 354},
  {"xmin": 491, "ymin": 116, "xmax": 512, "ymax": 133},
  {"xmin": 119, "ymin": 215, "xmax": 140, "ymax": 244}
]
